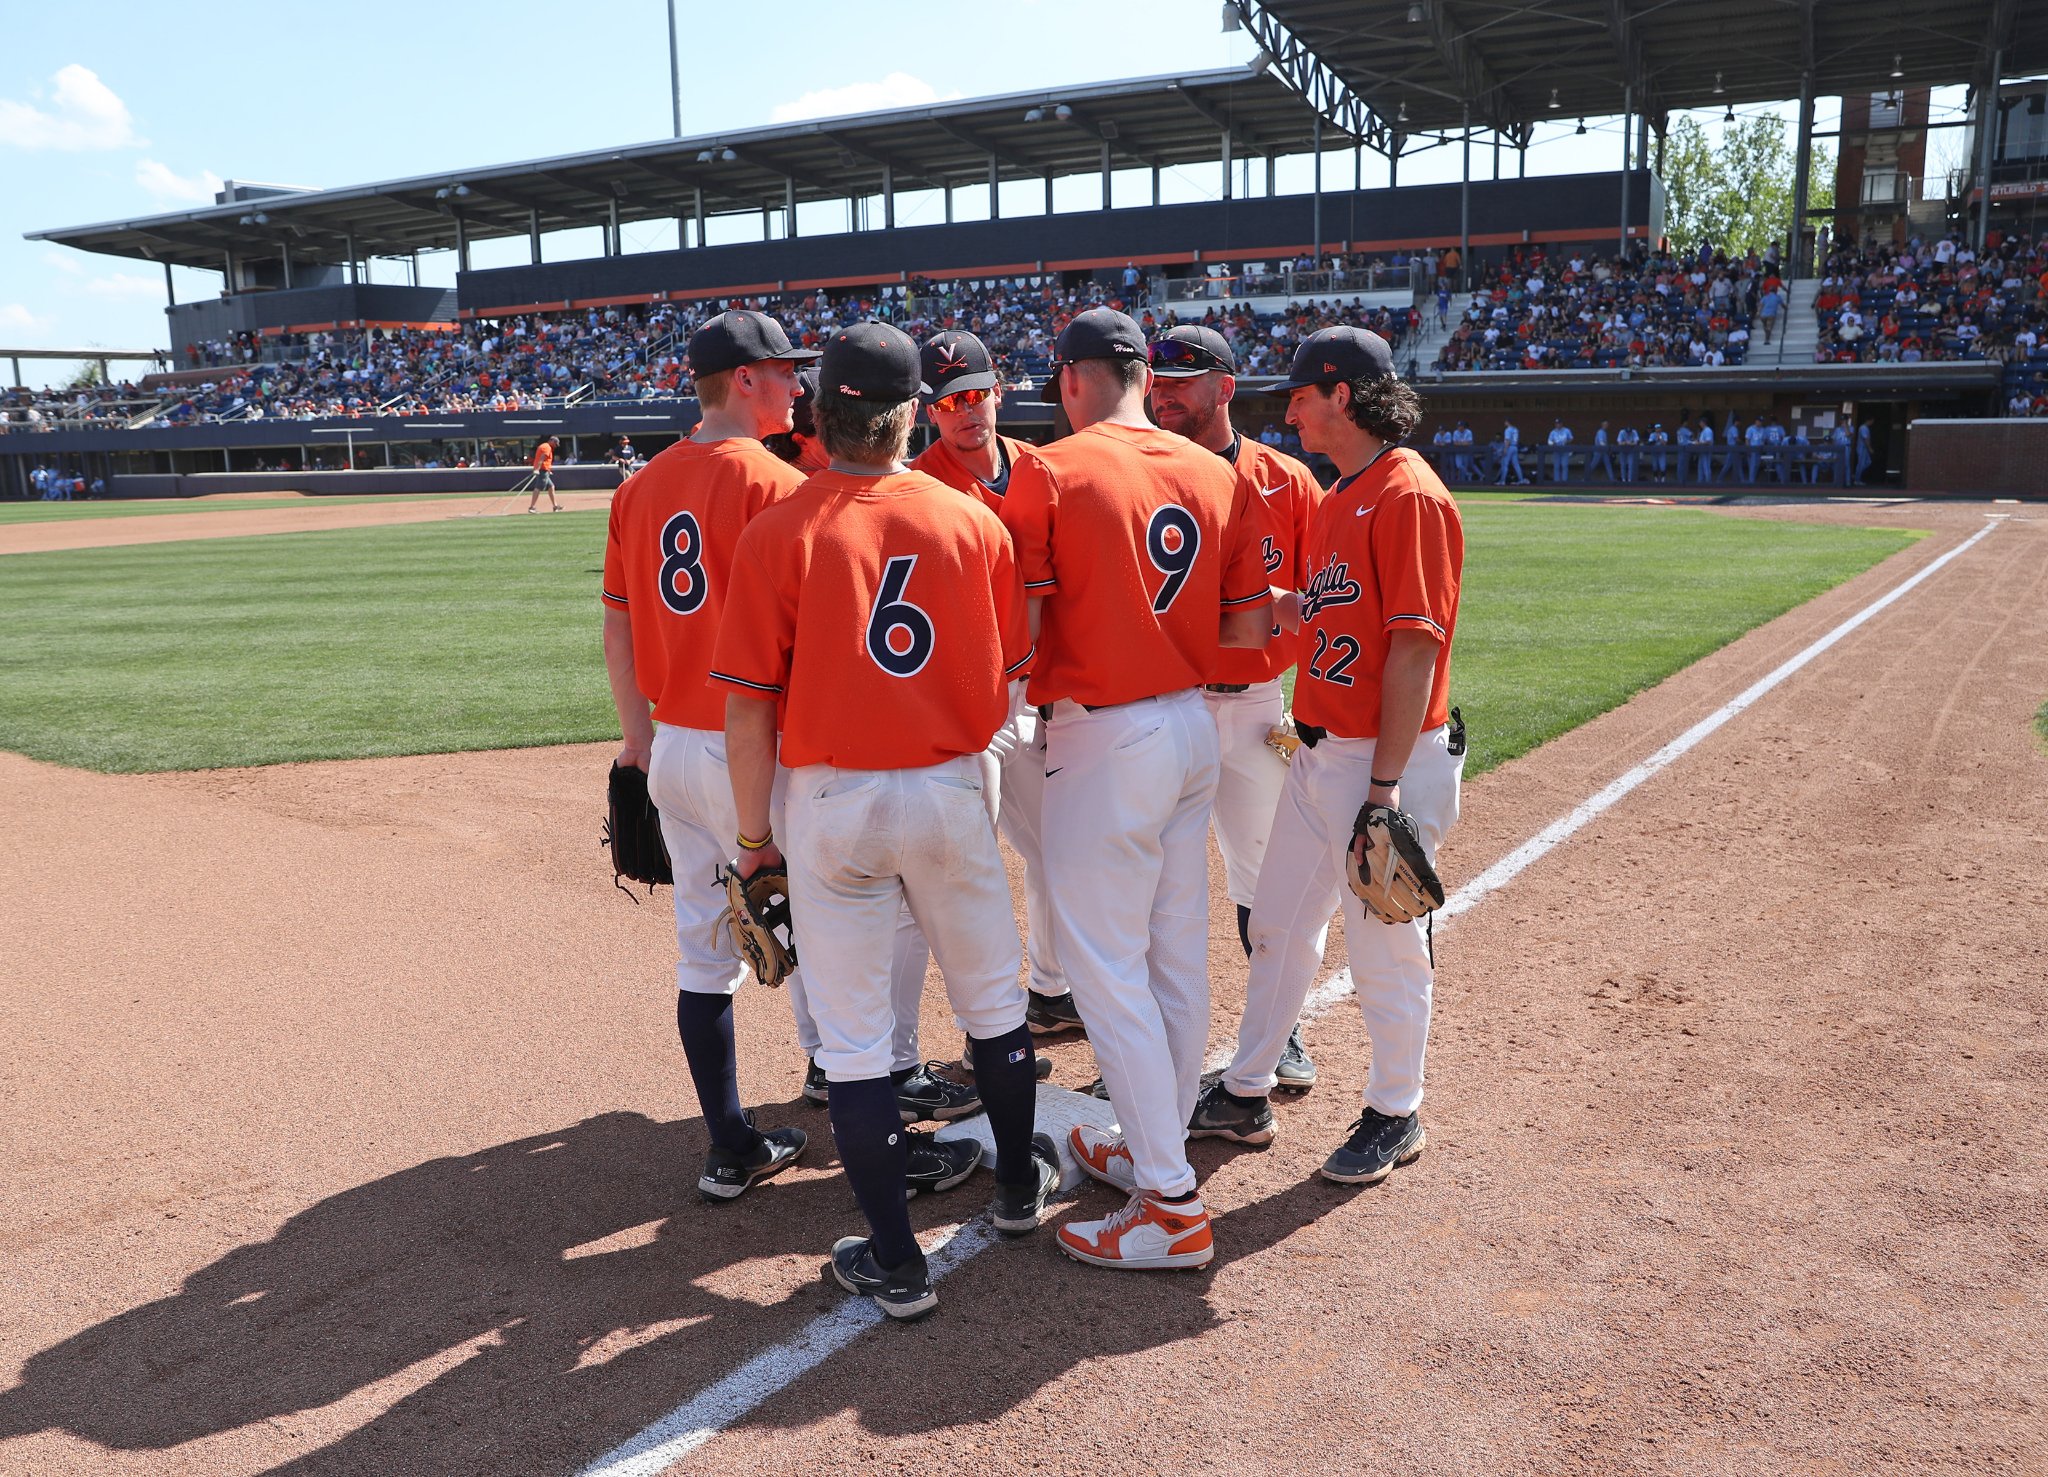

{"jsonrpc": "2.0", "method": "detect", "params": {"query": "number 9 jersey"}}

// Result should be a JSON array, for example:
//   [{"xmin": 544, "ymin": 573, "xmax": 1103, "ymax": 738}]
[
  {"xmin": 601, "ymin": 437, "xmax": 805, "ymax": 730},
  {"xmin": 708, "ymin": 469, "xmax": 1034, "ymax": 770},
  {"xmin": 1294, "ymin": 446, "xmax": 1464, "ymax": 739}
]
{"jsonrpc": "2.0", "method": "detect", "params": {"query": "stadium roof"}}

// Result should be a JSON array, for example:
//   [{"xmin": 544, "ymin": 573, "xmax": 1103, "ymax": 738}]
[
  {"xmin": 1232, "ymin": 0, "xmax": 2047, "ymax": 136},
  {"xmin": 27, "ymin": 68, "xmax": 1350, "ymax": 272}
]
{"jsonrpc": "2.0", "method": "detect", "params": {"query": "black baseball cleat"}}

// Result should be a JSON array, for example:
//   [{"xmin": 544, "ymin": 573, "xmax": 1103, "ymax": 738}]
[
  {"xmin": 1025, "ymin": 990, "xmax": 1086, "ymax": 1037},
  {"xmin": 989, "ymin": 1132, "xmax": 1062, "ymax": 1236},
  {"xmin": 895, "ymin": 1062, "xmax": 983, "ymax": 1123},
  {"xmin": 904, "ymin": 1129, "xmax": 982, "ymax": 1198},
  {"xmin": 802, "ymin": 1058, "xmax": 830, "ymax": 1106},
  {"xmin": 1274, "ymin": 1024, "xmax": 1318, "ymax": 1094},
  {"xmin": 955, "ymin": 1038, "xmax": 1054, "ymax": 1082},
  {"xmin": 699, "ymin": 1123, "xmax": 807, "ymax": 1202},
  {"xmin": 1187, "ymin": 1080, "xmax": 1278, "ymax": 1145},
  {"xmin": 828, "ymin": 1236, "xmax": 938, "ymax": 1320},
  {"xmin": 1319, "ymin": 1109, "xmax": 1426, "ymax": 1185}
]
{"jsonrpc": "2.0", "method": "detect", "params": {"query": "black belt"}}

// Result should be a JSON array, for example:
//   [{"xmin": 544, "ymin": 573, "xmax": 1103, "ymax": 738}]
[{"xmin": 1203, "ymin": 683, "xmax": 1251, "ymax": 694}]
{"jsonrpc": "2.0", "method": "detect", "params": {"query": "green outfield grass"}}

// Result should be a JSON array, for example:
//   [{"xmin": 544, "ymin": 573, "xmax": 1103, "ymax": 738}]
[
  {"xmin": 0, "ymin": 506, "xmax": 1919, "ymax": 774},
  {"xmin": 2035, "ymin": 700, "xmax": 2048, "ymax": 750},
  {"xmin": 0, "ymin": 492, "xmax": 503, "ymax": 525}
]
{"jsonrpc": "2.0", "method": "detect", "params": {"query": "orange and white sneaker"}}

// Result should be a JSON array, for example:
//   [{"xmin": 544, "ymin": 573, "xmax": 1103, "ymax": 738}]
[
  {"xmin": 1057, "ymin": 1189, "xmax": 1215, "ymax": 1270},
  {"xmin": 1068, "ymin": 1123, "xmax": 1136, "ymax": 1192}
]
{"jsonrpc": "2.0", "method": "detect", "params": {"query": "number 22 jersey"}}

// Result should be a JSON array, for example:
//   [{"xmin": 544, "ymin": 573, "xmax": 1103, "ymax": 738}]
[
  {"xmin": 601, "ymin": 436, "xmax": 805, "ymax": 731},
  {"xmin": 1292, "ymin": 446, "xmax": 1464, "ymax": 740},
  {"xmin": 709, "ymin": 470, "xmax": 1033, "ymax": 771}
]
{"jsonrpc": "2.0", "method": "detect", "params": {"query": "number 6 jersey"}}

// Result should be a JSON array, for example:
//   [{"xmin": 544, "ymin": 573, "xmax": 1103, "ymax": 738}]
[
  {"xmin": 709, "ymin": 469, "xmax": 1033, "ymax": 770},
  {"xmin": 601, "ymin": 436, "xmax": 805, "ymax": 731},
  {"xmin": 1293, "ymin": 445, "xmax": 1464, "ymax": 740}
]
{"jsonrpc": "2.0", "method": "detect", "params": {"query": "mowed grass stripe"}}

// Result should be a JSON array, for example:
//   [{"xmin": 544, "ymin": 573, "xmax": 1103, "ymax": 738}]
[
  {"xmin": 0, "ymin": 492, "xmax": 505, "ymax": 526},
  {"xmin": 0, "ymin": 506, "xmax": 1918, "ymax": 774}
]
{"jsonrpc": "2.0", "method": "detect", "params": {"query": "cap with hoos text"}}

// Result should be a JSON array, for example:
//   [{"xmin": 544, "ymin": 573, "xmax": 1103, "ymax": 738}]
[
  {"xmin": 1041, "ymin": 307, "xmax": 1147, "ymax": 403},
  {"xmin": 686, "ymin": 310, "xmax": 821, "ymax": 377},
  {"xmin": 820, "ymin": 321, "xmax": 927, "ymax": 404},
  {"xmin": 1262, "ymin": 325, "xmax": 1396, "ymax": 395},
  {"xmin": 1148, "ymin": 325, "xmax": 1236, "ymax": 377},
  {"xmin": 920, "ymin": 331, "xmax": 998, "ymax": 402}
]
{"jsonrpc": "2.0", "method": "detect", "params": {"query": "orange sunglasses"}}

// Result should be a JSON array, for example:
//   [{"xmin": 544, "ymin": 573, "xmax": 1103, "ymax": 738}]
[{"xmin": 931, "ymin": 386, "xmax": 994, "ymax": 414}]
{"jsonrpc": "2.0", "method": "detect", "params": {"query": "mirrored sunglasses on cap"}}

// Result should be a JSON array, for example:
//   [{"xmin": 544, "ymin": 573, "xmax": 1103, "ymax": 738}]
[
  {"xmin": 1148, "ymin": 338, "xmax": 1231, "ymax": 373},
  {"xmin": 930, "ymin": 385, "xmax": 994, "ymax": 414}
]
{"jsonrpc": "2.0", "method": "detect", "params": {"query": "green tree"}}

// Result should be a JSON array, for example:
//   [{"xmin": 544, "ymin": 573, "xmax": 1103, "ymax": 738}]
[{"xmin": 1661, "ymin": 113, "xmax": 1834, "ymax": 256}]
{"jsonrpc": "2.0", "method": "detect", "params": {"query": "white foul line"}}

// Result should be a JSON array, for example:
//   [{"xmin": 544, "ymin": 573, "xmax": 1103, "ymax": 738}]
[{"xmin": 577, "ymin": 519, "xmax": 1995, "ymax": 1477}]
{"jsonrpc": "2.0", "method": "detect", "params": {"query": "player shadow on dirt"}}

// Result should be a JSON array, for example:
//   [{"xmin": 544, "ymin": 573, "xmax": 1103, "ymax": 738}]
[{"xmin": 0, "ymin": 1106, "xmax": 926, "ymax": 1474}]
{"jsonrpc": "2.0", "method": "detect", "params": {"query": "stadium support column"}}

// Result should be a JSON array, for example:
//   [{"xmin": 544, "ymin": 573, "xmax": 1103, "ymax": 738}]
[
  {"xmin": 1458, "ymin": 106, "xmax": 1470, "ymax": 291},
  {"xmin": 455, "ymin": 211, "xmax": 470, "ymax": 274},
  {"xmin": 1312, "ymin": 114, "xmax": 1323, "ymax": 262},
  {"xmin": 1221, "ymin": 130, "xmax": 1233, "ymax": 201},
  {"xmin": 281, "ymin": 244, "xmax": 293, "ymax": 290},
  {"xmin": 1791, "ymin": 74, "xmax": 1815, "ymax": 277},
  {"xmin": 1100, "ymin": 142, "xmax": 1111, "ymax": 211},
  {"xmin": 1265, "ymin": 153, "xmax": 1276, "ymax": 196},
  {"xmin": 884, "ymin": 166, "xmax": 896, "ymax": 229},
  {"xmin": 608, "ymin": 197, "xmax": 622, "ymax": 256},
  {"xmin": 786, "ymin": 177, "xmax": 797, "ymax": 239},
  {"xmin": 1619, "ymin": 83, "xmax": 1633, "ymax": 260},
  {"xmin": 992, "ymin": 154, "xmax": 1003, "ymax": 220},
  {"xmin": 693, "ymin": 188, "xmax": 705, "ymax": 247},
  {"xmin": 1047, "ymin": 172, "xmax": 1057, "ymax": 215},
  {"xmin": 163, "ymin": 260, "xmax": 176, "ymax": 308},
  {"xmin": 1151, "ymin": 166, "xmax": 1160, "ymax": 207},
  {"xmin": 528, "ymin": 210, "xmax": 541, "ymax": 265},
  {"xmin": 666, "ymin": 0, "xmax": 682, "ymax": 138},
  {"xmin": 1974, "ymin": 49, "xmax": 2003, "ymax": 252},
  {"xmin": 347, "ymin": 233, "xmax": 359, "ymax": 284}
]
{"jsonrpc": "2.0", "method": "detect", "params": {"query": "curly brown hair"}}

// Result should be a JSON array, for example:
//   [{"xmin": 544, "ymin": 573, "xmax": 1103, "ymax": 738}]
[{"xmin": 1339, "ymin": 374, "xmax": 1425, "ymax": 444}]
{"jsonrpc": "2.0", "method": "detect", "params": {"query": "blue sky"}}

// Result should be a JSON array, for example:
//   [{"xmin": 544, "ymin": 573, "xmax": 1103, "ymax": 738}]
[{"xmin": 5, "ymin": 1, "xmax": 1903, "ymax": 385}]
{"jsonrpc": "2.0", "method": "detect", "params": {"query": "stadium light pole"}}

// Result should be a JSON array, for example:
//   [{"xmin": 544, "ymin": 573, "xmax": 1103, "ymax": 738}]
[{"xmin": 666, "ymin": 0, "xmax": 682, "ymax": 139}]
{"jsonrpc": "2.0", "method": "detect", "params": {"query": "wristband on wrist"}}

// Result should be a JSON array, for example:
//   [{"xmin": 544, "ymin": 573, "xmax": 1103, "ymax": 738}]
[
  {"xmin": 1370, "ymin": 775, "xmax": 1402, "ymax": 789},
  {"xmin": 736, "ymin": 829, "xmax": 773, "ymax": 851}
]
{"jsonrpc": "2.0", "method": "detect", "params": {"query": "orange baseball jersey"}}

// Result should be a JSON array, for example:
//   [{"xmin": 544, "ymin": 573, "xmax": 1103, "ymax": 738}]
[
  {"xmin": 910, "ymin": 432, "xmax": 1042, "ymax": 516},
  {"xmin": 709, "ymin": 470, "xmax": 1032, "ymax": 770},
  {"xmin": 1292, "ymin": 447, "xmax": 1463, "ymax": 739},
  {"xmin": 1210, "ymin": 438, "xmax": 1323, "ymax": 685},
  {"xmin": 601, "ymin": 436, "xmax": 805, "ymax": 730},
  {"xmin": 1004, "ymin": 421, "xmax": 1271, "ymax": 709},
  {"xmin": 533, "ymin": 441, "xmax": 555, "ymax": 471}
]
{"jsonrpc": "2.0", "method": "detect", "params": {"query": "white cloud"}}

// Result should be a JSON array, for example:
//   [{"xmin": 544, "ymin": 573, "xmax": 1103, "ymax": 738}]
[
  {"xmin": 43, "ymin": 249, "xmax": 85, "ymax": 276},
  {"xmin": 770, "ymin": 72, "xmax": 961, "ymax": 124},
  {"xmin": 134, "ymin": 158, "xmax": 224, "ymax": 204},
  {"xmin": 81, "ymin": 272, "xmax": 164, "ymax": 300},
  {"xmin": 0, "ymin": 303, "xmax": 49, "ymax": 332},
  {"xmin": 0, "ymin": 65, "xmax": 141, "ymax": 151}
]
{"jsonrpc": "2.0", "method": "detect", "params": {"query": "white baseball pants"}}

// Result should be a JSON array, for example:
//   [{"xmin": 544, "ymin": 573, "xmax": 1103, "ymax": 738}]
[
  {"xmin": 1201, "ymin": 679, "xmax": 1290, "ymax": 907},
  {"xmin": 783, "ymin": 755, "xmax": 1027, "ymax": 1082},
  {"xmin": 1222, "ymin": 723, "xmax": 1463, "ymax": 1115},
  {"xmin": 1042, "ymin": 689, "xmax": 1220, "ymax": 1199}
]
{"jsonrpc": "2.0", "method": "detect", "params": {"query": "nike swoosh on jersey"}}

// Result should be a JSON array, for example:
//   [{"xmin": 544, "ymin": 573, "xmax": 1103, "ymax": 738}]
[
  {"xmin": 1257, "ymin": 483, "xmax": 1285, "ymax": 498},
  {"xmin": 1353, "ymin": 505, "xmax": 1376, "ymax": 517}
]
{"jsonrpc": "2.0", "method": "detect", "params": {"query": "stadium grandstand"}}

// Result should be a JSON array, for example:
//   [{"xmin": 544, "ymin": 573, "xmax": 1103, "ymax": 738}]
[{"xmin": 8, "ymin": 0, "xmax": 2047, "ymax": 500}]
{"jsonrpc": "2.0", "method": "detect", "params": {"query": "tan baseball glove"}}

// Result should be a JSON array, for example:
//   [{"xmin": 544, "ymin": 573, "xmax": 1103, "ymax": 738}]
[
  {"xmin": 1347, "ymin": 803, "xmax": 1446, "ymax": 924},
  {"xmin": 1264, "ymin": 716, "xmax": 1302, "ymax": 765},
  {"xmin": 720, "ymin": 861, "xmax": 797, "ymax": 988}
]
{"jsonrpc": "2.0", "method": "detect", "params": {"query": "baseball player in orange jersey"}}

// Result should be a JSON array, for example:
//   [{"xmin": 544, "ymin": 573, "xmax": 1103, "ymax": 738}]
[
  {"xmin": 1188, "ymin": 327, "xmax": 1467, "ymax": 1184},
  {"xmin": 1007, "ymin": 308, "xmax": 1274, "ymax": 1271},
  {"xmin": 602, "ymin": 310, "xmax": 817, "ymax": 1202},
  {"xmin": 1147, "ymin": 324, "xmax": 1324, "ymax": 1091},
  {"xmin": 527, "ymin": 435, "xmax": 561, "ymax": 512},
  {"xmin": 908, "ymin": 330, "xmax": 1073, "ymax": 1036},
  {"xmin": 713, "ymin": 322, "xmax": 1057, "ymax": 1320}
]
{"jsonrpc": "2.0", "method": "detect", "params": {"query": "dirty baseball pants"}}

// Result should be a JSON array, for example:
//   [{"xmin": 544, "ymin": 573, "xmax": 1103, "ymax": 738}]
[
  {"xmin": 1222, "ymin": 722, "xmax": 1464, "ymax": 1116},
  {"xmin": 1043, "ymin": 690, "xmax": 1220, "ymax": 1199},
  {"xmin": 649, "ymin": 723, "xmax": 918, "ymax": 1068},
  {"xmin": 1201, "ymin": 680, "xmax": 1289, "ymax": 909},
  {"xmin": 783, "ymin": 754, "xmax": 1027, "ymax": 1082}
]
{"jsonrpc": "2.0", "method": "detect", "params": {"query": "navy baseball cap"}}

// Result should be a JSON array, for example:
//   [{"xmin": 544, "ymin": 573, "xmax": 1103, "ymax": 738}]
[
  {"xmin": 920, "ymin": 331, "xmax": 998, "ymax": 402},
  {"xmin": 790, "ymin": 367, "xmax": 819, "ymax": 437},
  {"xmin": 1041, "ymin": 307, "xmax": 1147, "ymax": 403},
  {"xmin": 1148, "ymin": 325, "xmax": 1236, "ymax": 378},
  {"xmin": 686, "ymin": 310, "xmax": 820, "ymax": 377},
  {"xmin": 820, "ymin": 321, "xmax": 927, "ymax": 403},
  {"xmin": 1262, "ymin": 326, "xmax": 1396, "ymax": 395}
]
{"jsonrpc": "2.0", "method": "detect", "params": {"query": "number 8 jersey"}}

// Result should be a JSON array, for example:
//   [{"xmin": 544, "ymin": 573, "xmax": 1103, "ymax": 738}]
[
  {"xmin": 1293, "ymin": 446, "xmax": 1464, "ymax": 739},
  {"xmin": 601, "ymin": 437, "xmax": 805, "ymax": 730},
  {"xmin": 709, "ymin": 469, "xmax": 1033, "ymax": 770}
]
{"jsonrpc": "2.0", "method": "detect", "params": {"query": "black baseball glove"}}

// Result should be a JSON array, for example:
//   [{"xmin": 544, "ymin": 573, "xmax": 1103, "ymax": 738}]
[{"xmin": 603, "ymin": 762, "xmax": 672, "ymax": 896}]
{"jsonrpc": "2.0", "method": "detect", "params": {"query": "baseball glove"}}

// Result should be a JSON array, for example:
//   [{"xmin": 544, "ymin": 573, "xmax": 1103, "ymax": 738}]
[
  {"xmin": 603, "ymin": 762, "xmax": 672, "ymax": 896},
  {"xmin": 720, "ymin": 861, "xmax": 797, "ymax": 988},
  {"xmin": 1347, "ymin": 803, "xmax": 1445, "ymax": 924},
  {"xmin": 1264, "ymin": 716, "xmax": 1302, "ymax": 765}
]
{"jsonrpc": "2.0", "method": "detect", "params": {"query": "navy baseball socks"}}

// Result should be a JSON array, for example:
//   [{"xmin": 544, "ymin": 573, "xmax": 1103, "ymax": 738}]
[
  {"xmin": 828, "ymin": 1076, "xmax": 924, "ymax": 1274},
  {"xmin": 967, "ymin": 1024, "xmax": 1039, "ymax": 1188},
  {"xmin": 675, "ymin": 990, "xmax": 759, "ymax": 1155}
]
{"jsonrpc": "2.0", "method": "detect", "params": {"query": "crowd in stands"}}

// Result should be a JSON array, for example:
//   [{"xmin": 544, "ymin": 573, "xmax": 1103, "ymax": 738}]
[
  {"xmin": 1811, "ymin": 230, "xmax": 2048, "ymax": 416},
  {"xmin": 1432, "ymin": 241, "xmax": 1777, "ymax": 372}
]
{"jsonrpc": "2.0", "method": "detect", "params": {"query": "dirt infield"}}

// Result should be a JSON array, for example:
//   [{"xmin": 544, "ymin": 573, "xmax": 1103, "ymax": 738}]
[
  {"xmin": 0, "ymin": 491, "xmax": 614, "ymax": 556},
  {"xmin": 1, "ymin": 502, "xmax": 2042, "ymax": 1476}
]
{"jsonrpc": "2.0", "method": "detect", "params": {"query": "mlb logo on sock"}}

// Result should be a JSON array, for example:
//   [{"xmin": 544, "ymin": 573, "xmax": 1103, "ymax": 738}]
[{"xmin": 1009, "ymin": 1048, "xmax": 1029, "ymax": 1064}]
